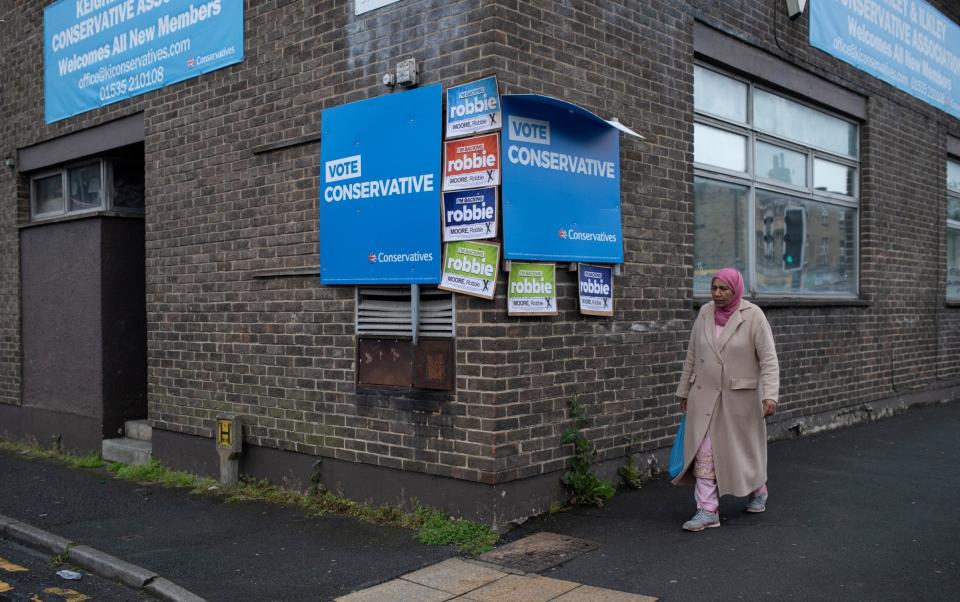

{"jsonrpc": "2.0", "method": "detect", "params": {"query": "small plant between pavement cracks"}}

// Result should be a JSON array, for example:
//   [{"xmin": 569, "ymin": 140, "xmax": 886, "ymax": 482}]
[
  {"xmin": 0, "ymin": 438, "xmax": 498, "ymax": 556},
  {"xmin": 560, "ymin": 397, "xmax": 616, "ymax": 507}
]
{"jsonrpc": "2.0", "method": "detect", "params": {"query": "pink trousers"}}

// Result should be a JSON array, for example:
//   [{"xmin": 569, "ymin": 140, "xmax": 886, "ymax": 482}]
[{"xmin": 694, "ymin": 432, "xmax": 767, "ymax": 513}]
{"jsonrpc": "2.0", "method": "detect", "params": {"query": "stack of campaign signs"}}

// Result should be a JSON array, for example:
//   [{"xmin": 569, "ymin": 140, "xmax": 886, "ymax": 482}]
[{"xmin": 319, "ymin": 75, "xmax": 620, "ymax": 316}]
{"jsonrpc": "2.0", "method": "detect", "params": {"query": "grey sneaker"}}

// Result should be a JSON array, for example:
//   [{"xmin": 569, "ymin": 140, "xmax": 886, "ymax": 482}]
[
  {"xmin": 682, "ymin": 509, "xmax": 720, "ymax": 531},
  {"xmin": 745, "ymin": 492, "xmax": 768, "ymax": 513}
]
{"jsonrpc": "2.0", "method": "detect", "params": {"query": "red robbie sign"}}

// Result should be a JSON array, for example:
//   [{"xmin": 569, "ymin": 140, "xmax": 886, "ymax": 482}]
[{"xmin": 443, "ymin": 133, "xmax": 501, "ymax": 191}]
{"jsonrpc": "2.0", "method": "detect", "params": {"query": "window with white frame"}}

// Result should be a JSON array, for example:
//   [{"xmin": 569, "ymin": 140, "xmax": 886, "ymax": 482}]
[
  {"xmin": 693, "ymin": 64, "xmax": 859, "ymax": 297},
  {"xmin": 29, "ymin": 152, "xmax": 144, "ymax": 221},
  {"xmin": 948, "ymin": 160, "xmax": 960, "ymax": 301}
]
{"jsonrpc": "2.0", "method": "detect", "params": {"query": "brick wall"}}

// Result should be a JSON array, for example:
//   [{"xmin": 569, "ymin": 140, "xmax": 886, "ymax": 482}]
[{"xmin": 1, "ymin": 0, "xmax": 958, "ymax": 510}]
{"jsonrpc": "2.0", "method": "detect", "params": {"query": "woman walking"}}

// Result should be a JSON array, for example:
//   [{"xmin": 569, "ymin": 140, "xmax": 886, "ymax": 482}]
[{"xmin": 673, "ymin": 268, "xmax": 780, "ymax": 531}]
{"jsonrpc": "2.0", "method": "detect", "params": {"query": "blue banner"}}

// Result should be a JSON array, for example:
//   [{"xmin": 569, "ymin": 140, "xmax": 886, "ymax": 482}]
[
  {"xmin": 501, "ymin": 95, "xmax": 623, "ymax": 263},
  {"xmin": 44, "ymin": 0, "xmax": 243, "ymax": 124},
  {"xmin": 810, "ymin": 0, "xmax": 960, "ymax": 119},
  {"xmin": 320, "ymin": 85, "xmax": 442, "ymax": 284}
]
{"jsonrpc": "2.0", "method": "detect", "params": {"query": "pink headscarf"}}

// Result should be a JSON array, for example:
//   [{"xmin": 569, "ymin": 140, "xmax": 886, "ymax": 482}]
[{"xmin": 712, "ymin": 268, "xmax": 744, "ymax": 327}]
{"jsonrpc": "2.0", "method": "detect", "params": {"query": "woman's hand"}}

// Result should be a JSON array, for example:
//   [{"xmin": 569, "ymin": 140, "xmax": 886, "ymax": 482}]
[
  {"xmin": 679, "ymin": 397, "xmax": 687, "ymax": 414},
  {"xmin": 762, "ymin": 399, "xmax": 777, "ymax": 417}
]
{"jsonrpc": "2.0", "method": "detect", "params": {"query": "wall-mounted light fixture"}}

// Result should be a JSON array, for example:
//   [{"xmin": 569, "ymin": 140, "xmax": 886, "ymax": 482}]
[
  {"xmin": 786, "ymin": 0, "xmax": 807, "ymax": 19},
  {"xmin": 3, "ymin": 156, "xmax": 14, "ymax": 169}
]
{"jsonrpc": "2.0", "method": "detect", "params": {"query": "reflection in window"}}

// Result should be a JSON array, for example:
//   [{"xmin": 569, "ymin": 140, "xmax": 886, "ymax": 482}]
[
  {"xmin": 694, "ymin": 177, "xmax": 749, "ymax": 296},
  {"xmin": 814, "ymin": 159, "xmax": 855, "ymax": 196},
  {"xmin": 948, "ymin": 160, "xmax": 960, "ymax": 193},
  {"xmin": 754, "ymin": 89, "xmax": 858, "ymax": 158},
  {"xmin": 694, "ymin": 124, "xmax": 747, "ymax": 172},
  {"xmin": 111, "ymin": 158, "xmax": 145, "ymax": 210},
  {"xmin": 694, "ymin": 66, "xmax": 748, "ymax": 123},
  {"xmin": 948, "ymin": 228, "xmax": 960, "ymax": 300},
  {"xmin": 32, "ymin": 173, "xmax": 64, "ymax": 216},
  {"xmin": 756, "ymin": 142, "xmax": 806, "ymax": 187},
  {"xmin": 754, "ymin": 191, "xmax": 856, "ymax": 295},
  {"xmin": 68, "ymin": 163, "xmax": 103, "ymax": 212}
]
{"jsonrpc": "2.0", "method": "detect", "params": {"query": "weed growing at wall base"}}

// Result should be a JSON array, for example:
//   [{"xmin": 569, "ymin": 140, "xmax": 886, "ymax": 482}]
[{"xmin": 561, "ymin": 397, "xmax": 615, "ymax": 507}]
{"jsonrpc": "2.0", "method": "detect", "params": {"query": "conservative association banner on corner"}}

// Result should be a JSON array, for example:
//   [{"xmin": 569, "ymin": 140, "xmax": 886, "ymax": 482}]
[
  {"xmin": 320, "ymin": 84, "xmax": 443, "ymax": 285},
  {"xmin": 810, "ymin": 0, "xmax": 960, "ymax": 119},
  {"xmin": 44, "ymin": 0, "xmax": 244, "ymax": 124}
]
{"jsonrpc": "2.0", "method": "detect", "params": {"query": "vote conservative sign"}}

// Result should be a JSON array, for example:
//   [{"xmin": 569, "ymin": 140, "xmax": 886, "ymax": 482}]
[
  {"xmin": 320, "ymin": 85, "xmax": 442, "ymax": 284},
  {"xmin": 810, "ymin": 0, "xmax": 960, "ymax": 119},
  {"xmin": 501, "ymin": 95, "xmax": 623, "ymax": 263},
  {"xmin": 44, "ymin": 0, "xmax": 244, "ymax": 124}
]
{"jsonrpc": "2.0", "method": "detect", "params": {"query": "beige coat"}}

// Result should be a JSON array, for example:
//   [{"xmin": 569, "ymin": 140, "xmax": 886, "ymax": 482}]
[{"xmin": 672, "ymin": 299, "xmax": 779, "ymax": 496}]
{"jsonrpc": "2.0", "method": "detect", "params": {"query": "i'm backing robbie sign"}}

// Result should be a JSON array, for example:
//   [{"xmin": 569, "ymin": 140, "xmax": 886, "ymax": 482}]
[
  {"xmin": 438, "ymin": 241, "xmax": 500, "ymax": 300},
  {"xmin": 320, "ymin": 85, "xmax": 442, "ymax": 284},
  {"xmin": 508, "ymin": 263, "xmax": 557, "ymax": 316}
]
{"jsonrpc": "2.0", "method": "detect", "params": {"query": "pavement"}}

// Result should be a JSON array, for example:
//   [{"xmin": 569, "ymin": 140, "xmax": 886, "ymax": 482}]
[{"xmin": 2, "ymin": 400, "xmax": 959, "ymax": 602}]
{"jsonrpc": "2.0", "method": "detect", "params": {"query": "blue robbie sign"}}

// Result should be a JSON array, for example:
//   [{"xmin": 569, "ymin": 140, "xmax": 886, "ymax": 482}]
[
  {"xmin": 320, "ymin": 85, "xmax": 442, "ymax": 284},
  {"xmin": 44, "ymin": 0, "xmax": 244, "ymax": 124},
  {"xmin": 810, "ymin": 0, "xmax": 960, "ymax": 119},
  {"xmin": 501, "ymin": 95, "xmax": 623, "ymax": 263}
]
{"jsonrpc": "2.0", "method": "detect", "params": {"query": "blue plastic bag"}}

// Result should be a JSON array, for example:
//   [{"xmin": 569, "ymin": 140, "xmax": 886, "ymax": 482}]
[{"xmin": 668, "ymin": 415, "xmax": 686, "ymax": 479}]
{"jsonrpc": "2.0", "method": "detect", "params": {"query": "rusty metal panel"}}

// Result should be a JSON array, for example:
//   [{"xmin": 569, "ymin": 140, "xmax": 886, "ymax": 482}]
[
  {"xmin": 358, "ymin": 339, "xmax": 413, "ymax": 387},
  {"xmin": 413, "ymin": 339, "xmax": 454, "ymax": 390}
]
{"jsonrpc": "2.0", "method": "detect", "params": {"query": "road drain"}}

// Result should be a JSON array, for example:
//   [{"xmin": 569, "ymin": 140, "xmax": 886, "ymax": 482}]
[{"xmin": 478, "ymin": 531, "xmax": 599, "ymax": 573}]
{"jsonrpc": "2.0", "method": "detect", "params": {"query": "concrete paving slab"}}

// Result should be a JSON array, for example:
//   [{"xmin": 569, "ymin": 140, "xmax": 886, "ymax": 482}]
[
  {"xmin": 553, "ymin": 585, "xmax": 658, "ymax": 601},
  {"xmin": 402, "ymin": 558, "xmax": 507, "ymax": 595},
  {"xmin": 335, "ymin": 578, "xmax": 454, "ymax": 602},
  {"xmin": 460, "ymin": 574, "xmax": 579, "ymax": 602}
]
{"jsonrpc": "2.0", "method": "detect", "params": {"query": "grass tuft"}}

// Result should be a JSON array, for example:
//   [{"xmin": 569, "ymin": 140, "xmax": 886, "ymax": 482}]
[{"xmin": 0, "ymin": 436, "xmax": 498, "ymax": 556}]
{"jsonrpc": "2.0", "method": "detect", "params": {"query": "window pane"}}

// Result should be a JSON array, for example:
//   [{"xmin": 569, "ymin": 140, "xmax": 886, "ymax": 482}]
[
  {"xmin": 694, "ymin": 177, "xmax": 749, "ymax": 296},
  {"xmin": 694, "ymin": 124, "xmax": 747, "ymax": 172},
  {"xmin": 948, "ymin": 161, "xmax": 960, "ymax": 194},
  {"xmin": 694, "ymin": 66, "xmax": 747, "ymax": 123},
  {"xmin": 814, "ymin": 159, "xmax": 855, "ymax": 196},
  {"xmin": 949, "ymin": 195, "xmax": 960, "ymax": 222},
  {"xmin": 949, "ymin": 227, "xmax": 960, "ymax": 300},
  {"xmin": 756, "ymin": 142, "xmax": 806, "ymax": 187},
  {"xmin": 111, "ymin": 158, "xmax": 145, "ymax": 210},
  {"xmin": 68, "ymin": 162, "xmax": 103, "ymax": 212},
  {"xmin": 754, "ymin": 89, "xmax": 857, "ymax": 157},
  {"xmin": 755, "ymin": 191, "xmax": 856, "ymax": 295},
  {"xmin": 32, "ymin": 174, "xmax": 64, "ymax": 216}
]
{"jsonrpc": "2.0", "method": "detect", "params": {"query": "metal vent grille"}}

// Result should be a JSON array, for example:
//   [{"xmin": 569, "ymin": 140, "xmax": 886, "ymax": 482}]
[{"xmin": 356, "ymin": 286, "xmax": 454, "ymax": 338}]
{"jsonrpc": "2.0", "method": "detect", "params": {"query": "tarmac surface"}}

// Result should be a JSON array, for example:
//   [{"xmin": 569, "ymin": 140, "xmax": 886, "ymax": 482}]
[{"xmin": 2, "ymin": 401, "xmax": 959, "ymax": 601}]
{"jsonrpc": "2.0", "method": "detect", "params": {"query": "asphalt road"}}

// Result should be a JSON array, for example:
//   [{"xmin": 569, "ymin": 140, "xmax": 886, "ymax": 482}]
[
  {"xmin": 0, "ymin": 537, "xmax": 157, "ymax": 601},
  {"xmin": 504, "ymin": 401, "xmax": 960, "ymax": 601},
  {"xmin": 1, "ymin": 402, "xmax": 958, "ymax": 601}
]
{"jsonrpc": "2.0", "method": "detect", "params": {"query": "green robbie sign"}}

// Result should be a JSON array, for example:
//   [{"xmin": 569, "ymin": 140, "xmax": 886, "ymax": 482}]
[
  {"xmin": 439, "ymin": 241, "xmax": 501, "ymax": 300},
  {"xmin": 508, "ymin": 263, "xmax": 557, "ymax": 316}
]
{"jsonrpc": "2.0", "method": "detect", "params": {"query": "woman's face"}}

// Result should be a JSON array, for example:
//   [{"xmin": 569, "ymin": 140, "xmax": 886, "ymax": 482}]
[{"xmin": 711, "ymin": 279, "xmax": 735, "ymax": 307}]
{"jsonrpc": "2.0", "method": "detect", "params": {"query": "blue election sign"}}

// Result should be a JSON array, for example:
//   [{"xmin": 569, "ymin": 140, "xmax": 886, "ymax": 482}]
[
  {"xmin": 810, "ymin": 0, "xmax": 960, "ymax": 119},
  {"xmin": 442, "ymin": 187, "xmax": 498, "ymax": 241},
  {"xmin": 446, "ymin": 76, "xmax": 501, "ymax": 138},
  {"xmin": 44, "ymin": 0, "xmax": 244, "ymax": 124},
  {"xmin": 578, "ymin": 263, "xmax": 613, "ymax": 316},
  {"xmin": 320, "ymin": 85, "xmax": 442, "ymax": 284},
  {"xmin": 501, "ymin": 95, "xmax": 623, "ymax": 263}
]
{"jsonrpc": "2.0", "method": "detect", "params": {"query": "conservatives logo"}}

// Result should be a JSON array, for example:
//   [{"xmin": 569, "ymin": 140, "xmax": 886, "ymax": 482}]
[
  {"xmin": 367, "ymin": 251, "xmax": 434, "ymax": 263},
  {"xmin": 560, "ymin": 228, "xmax": 617, "ymax": 243}
]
